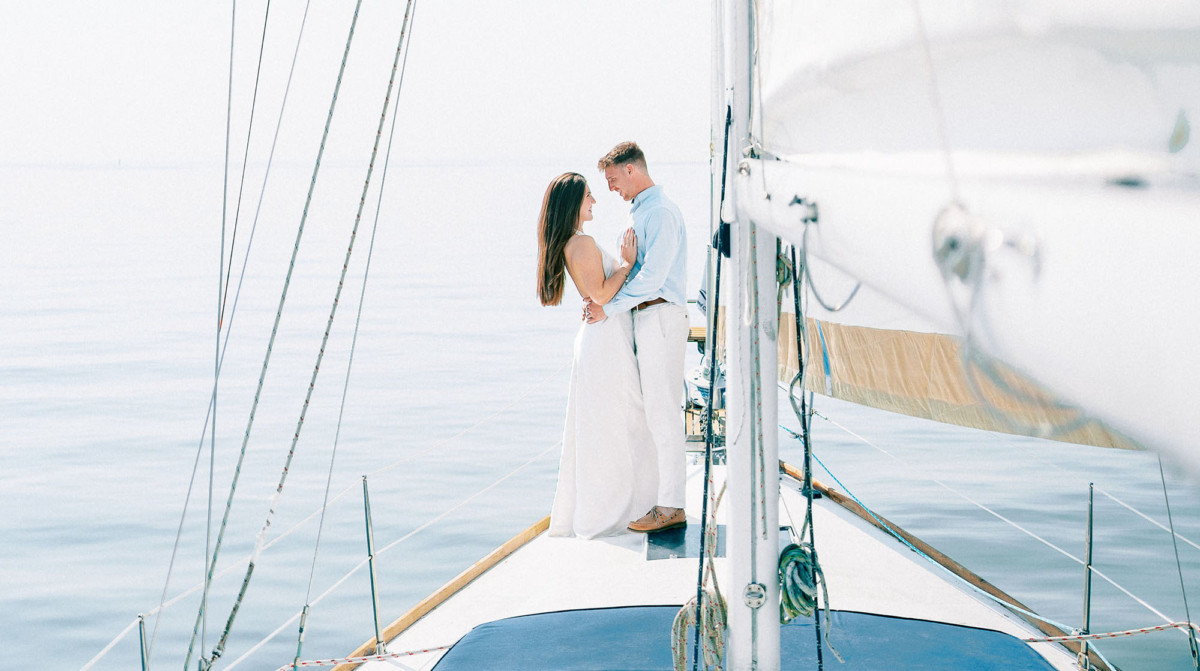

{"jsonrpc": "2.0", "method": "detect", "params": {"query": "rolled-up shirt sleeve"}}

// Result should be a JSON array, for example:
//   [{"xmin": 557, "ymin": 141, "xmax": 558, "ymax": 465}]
[{"xmin": 606, "ymin": 210, "xmax": 683, "ymax": 315}]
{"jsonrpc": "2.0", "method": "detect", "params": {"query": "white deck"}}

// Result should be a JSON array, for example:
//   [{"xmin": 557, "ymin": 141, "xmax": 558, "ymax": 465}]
[{"xmin": 361, "ymin": 456, "xmax": 1076, "ymax": 670}]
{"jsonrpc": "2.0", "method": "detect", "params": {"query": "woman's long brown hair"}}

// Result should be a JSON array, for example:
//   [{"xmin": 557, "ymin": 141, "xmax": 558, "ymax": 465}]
[{"xmin": 537, "ymin": 172, "xmax": 587, "ymax": 306}]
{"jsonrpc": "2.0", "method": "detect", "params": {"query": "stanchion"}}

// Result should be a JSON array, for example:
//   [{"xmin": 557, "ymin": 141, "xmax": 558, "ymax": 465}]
[
  {"xmin": 364, "ymin": 475, "xmax": 387, "ymax": 654},
  {"xmin": 138, "ymin": 613, "xmax": 149, "ymax": 671},
  {"xmin": 1081, "ymin": 483, "xmax": 1094, "ymax": 670}
]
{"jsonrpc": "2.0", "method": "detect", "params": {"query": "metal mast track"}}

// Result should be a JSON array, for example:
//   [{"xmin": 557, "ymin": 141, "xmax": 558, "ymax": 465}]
[{"xmin": 723, "ymin": 0, "xmax": 781, "ymax": 667}]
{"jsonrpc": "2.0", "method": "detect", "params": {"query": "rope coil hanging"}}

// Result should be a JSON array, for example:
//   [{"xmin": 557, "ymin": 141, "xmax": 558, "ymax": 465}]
[
  {"xmin": 778, "ymin": 541, "xmax": 843, "ymax": 662},
  {"xmin": 781, "ymin": 243, "xmax": 841, "ymax": 666},
  {"xmin": 672, "ymin": 484, "xmax": 729, "ymax": 671},
  {"xmin": 778, "ymin": 543, "xmax": 823, "ymax": 622},
  {"xmin": 674, "ymin": 102, "xmax": 732, "ymax": 671}
]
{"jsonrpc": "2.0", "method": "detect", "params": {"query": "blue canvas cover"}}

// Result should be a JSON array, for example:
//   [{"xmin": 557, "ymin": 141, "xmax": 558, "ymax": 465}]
[{"xmin": 432, "ymin": 606, "xmax": 1059, "ymax": 670}]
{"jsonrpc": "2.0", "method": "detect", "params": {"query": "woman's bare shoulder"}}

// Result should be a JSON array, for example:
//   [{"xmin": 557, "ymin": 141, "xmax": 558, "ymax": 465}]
[{"xmin": 564, "ymin": 234, "xmax": 597, "ymax": 260}]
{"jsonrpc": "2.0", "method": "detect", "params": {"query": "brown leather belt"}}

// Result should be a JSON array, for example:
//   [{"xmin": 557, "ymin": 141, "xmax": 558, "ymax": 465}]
[{"xmin": 632, "ymin": 297, "xmax": 667, "ymax": 311}]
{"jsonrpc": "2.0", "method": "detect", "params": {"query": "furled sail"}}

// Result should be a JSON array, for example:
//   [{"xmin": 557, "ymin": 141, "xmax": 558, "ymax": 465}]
[
  {"xmin": 737, "ymin": 1, "xmax": 1200, "ymax": 469},
  {"xmin": 776, "ymin": 310, "xmax": 1137, "ymax": 453}
]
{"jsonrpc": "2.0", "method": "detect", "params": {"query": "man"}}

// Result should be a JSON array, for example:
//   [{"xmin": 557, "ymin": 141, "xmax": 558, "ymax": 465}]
[{"xmin": 585, "ymin": 141, "xmax": 689, "ymax": 533}]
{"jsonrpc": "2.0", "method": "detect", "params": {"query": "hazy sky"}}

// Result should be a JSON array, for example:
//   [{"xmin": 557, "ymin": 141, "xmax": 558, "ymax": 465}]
[{"xmin": 0, "ymin": 1, "xmax": 712, "ymax": 167}]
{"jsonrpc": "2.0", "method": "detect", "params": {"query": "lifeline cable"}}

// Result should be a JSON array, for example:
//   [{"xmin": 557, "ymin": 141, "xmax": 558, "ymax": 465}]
[
  {"xmin": 278, "ymin": 645, "xmax": 452, "ymax": 670},
  {"xmin": 183, "ymin": 0, "xmax": 367, "ymax": 666},
  {"xmin": 785, "ymin": 419, "xmax": 1170, "ymax": 666},
  {"xmin": 1024, "ymin": 621, "xmax": 1200, "ymax": 643},
  {"xmin": 988, "ymin": 431, "xmax": 1200, "ymax": 552},
  {"xmin": 790, "ymin": 435, "xmax": 1076, "ymax": 633},
  {"xmin": 807, "ymin": 410, "xmax": 1179, "ymax": 625},
  {"xmin": 84, "ymin": 359, "xmax": 565, "ymax": 670},
  {"xmin": 223, "ymin": 440, "xmax": 561, "ymax": 670}
]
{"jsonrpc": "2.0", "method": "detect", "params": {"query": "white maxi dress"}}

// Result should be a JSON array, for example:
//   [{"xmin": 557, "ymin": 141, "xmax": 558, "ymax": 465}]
[{"xmin": 549, "ymin": 248, "xmax": 658, "ymax": 539}]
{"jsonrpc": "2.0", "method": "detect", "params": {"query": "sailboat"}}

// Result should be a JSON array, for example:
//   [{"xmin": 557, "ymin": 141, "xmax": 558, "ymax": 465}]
[
  {"xmin": 305, "ymin": 2, "xmax": 1198, "ymax": 670},
  {"xmin": 79, "ymin": 0, "xmax": 1200, "ymax": 669}
]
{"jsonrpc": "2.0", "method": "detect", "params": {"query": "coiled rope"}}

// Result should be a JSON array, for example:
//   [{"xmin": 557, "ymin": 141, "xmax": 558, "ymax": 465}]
[
  {"xmin": 672, "ymin": 484, "xmax": 728, "ymax": 671},
  {"xmin": 777, "ymin": 541, "xmax": 844, "ymax": 662},
  {"xmin": 778, "ymin": 543, "xmax": 824, "ymax": 622},
  {"xmin": 672, "ymin": 585, "xmax": 727, "ymax": 671},
  {"xmin": 778, "ymin": 258, "xmax": 842, "ymax": 666}
]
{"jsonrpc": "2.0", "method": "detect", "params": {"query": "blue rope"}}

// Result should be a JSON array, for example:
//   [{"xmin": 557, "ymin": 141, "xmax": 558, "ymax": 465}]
[{"xmin": 779, "ymin": 424, "xmax": 1076, "ymax": 633}]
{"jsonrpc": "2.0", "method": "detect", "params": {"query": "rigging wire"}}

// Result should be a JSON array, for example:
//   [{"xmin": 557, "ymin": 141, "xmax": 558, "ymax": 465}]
[
  {"xmin": 255, "ymin": 0, "xmax": 415, "ymax": 571},
  {"xmin": 183, "ymin": 0, "xmax": 368, "ymax": 665},
  {"xmin": 222, "ymin": 440, "xmax": 562, "ymax": 671},
  {"xmin": 206, "ymin": 0, "xmax": 238, "ymax": 658},
  {"xmin": 83, "ymin": 358, "xmax": 567, "ymax": 669},
  {"xmin": 218, "ymin": 0, "xmax": 274, "ymax": 330},
  {"xmin": 789, "ymin": 244, "xmax": 828, "ymax": 668},
  {"xmin": 206, "ymin": 0, "xmax": 420, "ymax": 660},
  {"xmin": 797, "ymin": 438, "xmax": 1118, "ymax": 671},
  {"xmin": 804, "ymin": 411, "xmax": 1179, "ymax": 625},
  {"xmin": 1159, "ymin": 455, "xmax": 1200, "ymax": 668},
  {"xmin": 148, "ymin": 0, "xmax": 314, "ymax": 660},
  {"xmin": 798, "ymin": 222, "xmax": 861, "ymax": 313},
  {"xmin": 691, "ymin": 102, "xmax": 731, "ymax": 671},
  {"xmin": 293, "ymin": 0, "xmax": 419, "ymax": 664},
  {"xmin": 990, "ymin": 431, "xmax": 1200, "ymax": 552},
  {"xmin": 908, "ymin": 0, "xmax": 960, "ymax": 203},
  {"xmin": 788, "ymin": 434, "xmax": 1074, "ymax": 632}
]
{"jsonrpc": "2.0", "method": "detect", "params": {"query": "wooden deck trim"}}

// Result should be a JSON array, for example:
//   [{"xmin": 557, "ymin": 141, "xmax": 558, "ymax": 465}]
[
  {"xmin": 779, "ymin": 460, "xmax": 1115, "ymax": 671},
  {"xmin": 332, "ymin": 514, "xmax": 551, "ymax": 671}
]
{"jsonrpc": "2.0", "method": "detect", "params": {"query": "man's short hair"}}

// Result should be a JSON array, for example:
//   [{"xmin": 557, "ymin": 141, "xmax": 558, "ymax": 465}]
[{"xmin": 598, "ymin": 142, "xmax": 647, "ymax": 171}]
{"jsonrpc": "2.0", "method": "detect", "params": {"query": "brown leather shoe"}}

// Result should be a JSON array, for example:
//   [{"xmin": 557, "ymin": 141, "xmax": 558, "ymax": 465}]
[{"xmin": 627, "ymin": 506, "xmax": 687, "ymax": 533}]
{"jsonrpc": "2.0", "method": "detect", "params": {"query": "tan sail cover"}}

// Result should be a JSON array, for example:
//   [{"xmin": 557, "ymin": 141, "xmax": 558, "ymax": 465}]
[{"xmin": 777, "ymin": 314, "xmax": 1139, "ymax": 451}]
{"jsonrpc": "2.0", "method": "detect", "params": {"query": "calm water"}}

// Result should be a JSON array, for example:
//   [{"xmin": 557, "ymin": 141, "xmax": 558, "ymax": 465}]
[{"xmin": 2, "ymin": 162, "xmax": 1197, "ymax": 670}]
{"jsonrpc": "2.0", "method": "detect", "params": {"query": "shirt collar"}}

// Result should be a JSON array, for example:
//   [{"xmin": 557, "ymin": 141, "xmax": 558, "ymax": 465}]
[{"xmin": 630, "ymin": 185, "xmax": 662, "ymax": 212}]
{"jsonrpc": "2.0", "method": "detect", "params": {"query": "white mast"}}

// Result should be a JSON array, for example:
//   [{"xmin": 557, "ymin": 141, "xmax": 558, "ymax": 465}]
[{"xmin": 722, "ymin": 0, "xmax": 781, "ymax": 668}]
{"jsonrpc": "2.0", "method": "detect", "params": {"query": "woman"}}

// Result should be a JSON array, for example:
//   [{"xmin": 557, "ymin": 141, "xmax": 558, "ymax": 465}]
[{"xmin": 537, "ymin": 172, "xmax": 658, "ymax": 538}]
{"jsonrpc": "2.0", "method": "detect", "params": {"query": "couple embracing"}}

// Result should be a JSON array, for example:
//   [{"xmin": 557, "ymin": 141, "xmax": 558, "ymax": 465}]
[{"xmin": 536, "ymin": 142, "xmax": 690, "ymax": 539}]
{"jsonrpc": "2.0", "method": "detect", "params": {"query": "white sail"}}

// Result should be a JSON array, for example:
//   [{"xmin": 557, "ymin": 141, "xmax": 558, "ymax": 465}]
[{"xmin": 734, "ymin": 0, "xmax": 1200, "ymax": 472}]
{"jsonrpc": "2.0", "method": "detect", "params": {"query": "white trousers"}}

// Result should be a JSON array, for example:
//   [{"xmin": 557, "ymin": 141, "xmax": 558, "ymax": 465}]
[{"xmin": 632, "ymin": 302, "xmax": 690, "ymax": 509}]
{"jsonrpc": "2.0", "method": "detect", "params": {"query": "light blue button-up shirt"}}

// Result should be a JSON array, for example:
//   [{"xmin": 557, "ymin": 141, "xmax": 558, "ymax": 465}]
[{"xmin": 607, "ymin": 185, "xmax": 688, "ymax": 315}]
